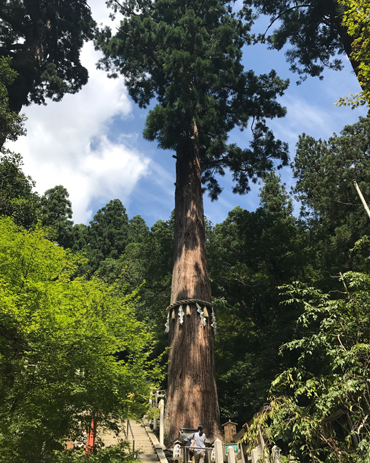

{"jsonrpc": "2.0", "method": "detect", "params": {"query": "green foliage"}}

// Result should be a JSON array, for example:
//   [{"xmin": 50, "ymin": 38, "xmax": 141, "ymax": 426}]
[
  {"xmin": 96, "ymin": 216, "xmax": 174, "ymax": 359},
  {"xmin": 89, "ymin": 199, "xmax": 129, "ymax": 260},
  {"xmin": 0, "ymin": 56, "xmax": 25, "ymax": 145},
  {"xmin": 212, "ymin": 117, "xmax": 370, "ymax": 433},
  {"xmin": 244, "ymin": 0, "xmax": 350, "ymax": 82},
  {"xmin": 53, "ymin": 442, "xmax": 139, "ymax": 462},
  {"xmin": 128, "ymin": 215, "xmax": 150, "ymax": 243},
  {"xmin": 0, "ymin": 150, "xmax": 39, "ymax": 227},
  {"xmin": 243, "ymin": 271, "xmax": 370, "ymax": 462},
  {"xmin": 97, "ymin": 0, "xmax": 289, "ymax": 199},
  {"xmin": 208, "ymin": 175, "xmax": 310, "ymax": 423},
  {"xmin": 292, "ymin": 116, "xmax": 370, "ymax": 284},
  {"xmin": 0, "ymin": 0, "xmax": 96, "ymax": 112},
  {"xmin": 40, "ymin": 185, "xmax": 74, "ymax": 248},
  {"xmin": 0, "ymin": 217, "xmax": 162, "ymax": 463},
  {"xmin": 72, "ymin": 199, "xmax": 131, "ymax": 276},
  {"xmin": 337, "ymin": 0, "xmax": 370, "ymax": 106},
  {"xmin": 336, "ymin": 92, "xmax": 369, "ymax": 109},
  {"xmin": 70, "ymin": 223, "xmax": 90, "ymax": 253},
  {"xmin": 259, "ymin": 171, "xmax": 293, "ymax": 216},
  {"xmin": 123, "ymin": 217, "xmax": 173, "ymax": 350}
]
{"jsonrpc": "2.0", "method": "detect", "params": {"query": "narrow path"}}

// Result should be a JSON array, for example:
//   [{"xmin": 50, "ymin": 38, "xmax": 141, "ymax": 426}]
[
  {"xmin": 98, "ymin": 419, "xmax": 168, "ymax": 463},
  {"xmin": 130, "ymin": 420, "xmax": 160, "ymax": 463},
  {"xmin": 97, "ymin": 420, "xmax": 125, "ymax": 448}
]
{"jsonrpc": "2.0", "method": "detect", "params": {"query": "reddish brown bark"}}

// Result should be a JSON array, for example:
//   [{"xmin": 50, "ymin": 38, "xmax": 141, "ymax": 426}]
[{"xmin": 164, "ymin": 133, "xmax": 221, "ymax": 445}]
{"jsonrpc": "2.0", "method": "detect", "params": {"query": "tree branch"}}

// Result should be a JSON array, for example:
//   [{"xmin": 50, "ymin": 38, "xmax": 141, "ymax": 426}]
[
  {"xmin": 337, "ymin": 334, "xmax": 346, "ymax": 351},
  {"xmin": 262, "ymin": 4, "xmax": 312, "ymax": 38}
]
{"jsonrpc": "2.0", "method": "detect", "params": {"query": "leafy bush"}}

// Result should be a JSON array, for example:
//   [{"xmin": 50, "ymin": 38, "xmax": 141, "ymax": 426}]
[
  {"xmin": 0, "ymin": 217, "xmax": 163, "ymax": 463},
  {"xmin": 243, "ymin": 270, "xmax": 370, "ymax": 462}
]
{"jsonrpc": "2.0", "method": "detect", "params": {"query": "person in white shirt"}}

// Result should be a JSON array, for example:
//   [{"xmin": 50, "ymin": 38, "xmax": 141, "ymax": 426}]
[{"xmin": 192, "ymin": 425, "xmax": 206, "ymax": 463}]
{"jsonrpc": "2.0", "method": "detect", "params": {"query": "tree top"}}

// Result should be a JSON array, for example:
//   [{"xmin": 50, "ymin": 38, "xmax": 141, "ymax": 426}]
[{"xmin": 97, "ymin": 0, "xmax": 290, "ymax": 199}]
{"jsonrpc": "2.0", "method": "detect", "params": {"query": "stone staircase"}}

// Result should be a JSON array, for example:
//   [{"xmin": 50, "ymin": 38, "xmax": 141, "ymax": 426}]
[
  {"xmin": 130, "ymin": 420, "xmax": 159, "ymax": 463},
  {"xmin": 98, "ymin": 419, "xmax": 167, "ymax": 463},
  {"xmin": 97, "ymin": 420, "xmax": 125, "ymax": 448}
]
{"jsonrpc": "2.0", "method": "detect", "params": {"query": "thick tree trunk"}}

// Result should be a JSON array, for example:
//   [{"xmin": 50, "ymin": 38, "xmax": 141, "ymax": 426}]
[
  {"xmin": 164, "ymin": 133, "xmax": 221, "ymax": 445},
  {"xmin": 335, "ymin": 16, "xmax": 361, "ymax": 83}
]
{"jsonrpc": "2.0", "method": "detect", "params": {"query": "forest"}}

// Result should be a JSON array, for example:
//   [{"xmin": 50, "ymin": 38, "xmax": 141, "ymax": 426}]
[{"xmin": 1, "ymin": 0, "xmax": 370, "ymax": 462}]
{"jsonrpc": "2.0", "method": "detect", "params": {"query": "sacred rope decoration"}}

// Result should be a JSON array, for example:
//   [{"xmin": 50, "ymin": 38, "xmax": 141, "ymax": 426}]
[{"xmin": 165, "ymin": 298, "xmax": 217, "ymax": 334}]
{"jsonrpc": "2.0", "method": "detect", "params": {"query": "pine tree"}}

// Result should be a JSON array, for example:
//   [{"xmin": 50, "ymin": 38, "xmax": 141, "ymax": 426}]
[
  {"xmin": 89, "ymin": 199, "xmax": 129, "ymax": 263},
  {"xmin": 128, "ymin": 215, "xmax": 149, "ymax": 243},
  {"xmin": 97, "ymin": 0, "xmax": 289, "ymax": 441},
  {"xmin": 259, "ymin": 171, "xmax": 293, "ymax": 217},
  {"xmin": 40, "ymin": 185, "xmax": 73, "ymax": 248}
]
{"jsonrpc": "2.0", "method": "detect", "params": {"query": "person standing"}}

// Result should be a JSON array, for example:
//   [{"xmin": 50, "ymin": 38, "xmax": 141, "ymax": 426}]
[{"xmin": 192, "ymin": 425, "xmax": 206, "ymax": 463}]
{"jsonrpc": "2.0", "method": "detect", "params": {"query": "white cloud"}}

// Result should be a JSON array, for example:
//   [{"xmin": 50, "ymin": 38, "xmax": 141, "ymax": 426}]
[
  {"xmin": 89, "ymin": 0, "xmax": 121, "ymax": 28},
  {"xmin": 7, "ymin": 0, "xmax": 367, "ymax": 229},
  {"xmin": 9, "ymin": 37, "xmax": 153, "ymax": 224},
  {"xmin": 269, "ymin": 95, "xmax": 333, "ymax": 144},
  {"xmin": 6, "ymin": 1, "xmax": 159, "ymax": 225}
]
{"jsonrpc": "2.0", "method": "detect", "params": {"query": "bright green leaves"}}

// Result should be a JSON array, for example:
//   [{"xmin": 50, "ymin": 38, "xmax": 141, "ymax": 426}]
[
  {"xmin": 0, "ymin": 217, "xmax": 162, "ymax": 463},
  {"xmin": 247, "ymin": 274, "xmax": 370, "ymax": 462},
  {"xmin": 339, "ymin": 0, "xmax": 370, "ymax": 105},
  {"xmin": 97, "ymin": 0, "xmax": 289, "ymax": 199}
]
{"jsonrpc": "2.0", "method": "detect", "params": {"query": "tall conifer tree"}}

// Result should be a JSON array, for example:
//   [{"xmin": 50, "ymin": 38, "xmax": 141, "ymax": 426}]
[
  {"xmin": 97, "ymin": 0, "xmax": 289, "ymax": 442},
  {"xmin": 40, "ymin": 185, "xmax": 73, "ymax": 248}
]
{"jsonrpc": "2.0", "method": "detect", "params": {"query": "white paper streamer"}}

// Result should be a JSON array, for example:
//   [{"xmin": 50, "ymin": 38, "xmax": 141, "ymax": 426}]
[
  {"xmin": 196, "ymin": 302, "xmax": 206, "ymax": 327},
  {"xmin": 211, "ymin": 308, "xmax": 217, "ymax": 334},
  {"xmin": 178, "ymin": 305, "xmax": 184, "ymax": 325},
  {"xmin": 165, "ymin": 312, "xmax": 170, "ymax": 333}
]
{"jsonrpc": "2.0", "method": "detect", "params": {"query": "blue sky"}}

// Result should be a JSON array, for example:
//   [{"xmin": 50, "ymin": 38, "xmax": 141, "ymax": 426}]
[{"xmin": 10, "ymin": 0, "xmax": 367, "ymax": 228}]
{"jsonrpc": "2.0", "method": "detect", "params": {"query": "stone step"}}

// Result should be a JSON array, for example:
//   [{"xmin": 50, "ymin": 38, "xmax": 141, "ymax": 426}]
[
  {"xmin": 140, "ymin": 455, "xmax": 159, "ymax": 462},
  {"xmin": 98, "ymin": 419, "xmax": 162, "ymax": 463}
]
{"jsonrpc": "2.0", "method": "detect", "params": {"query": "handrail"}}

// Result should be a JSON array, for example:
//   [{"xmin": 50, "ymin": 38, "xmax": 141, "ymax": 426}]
[
  {"xmin": 183, "ymin": 446, "xmax": 213, "ymax": 452},
  {"xmin": 126, "ymin": 419, "xmax": 135, "ymax": 453}
]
